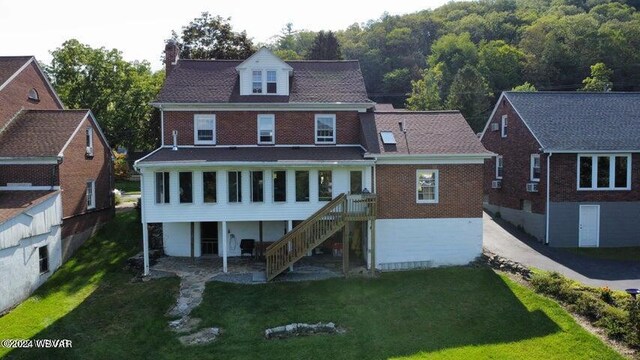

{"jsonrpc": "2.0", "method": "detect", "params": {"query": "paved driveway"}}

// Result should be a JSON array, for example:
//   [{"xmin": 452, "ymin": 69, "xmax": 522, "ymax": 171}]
[{"xmin": 483, "ymin": 212, "xmax": 640, "ymax": 291}]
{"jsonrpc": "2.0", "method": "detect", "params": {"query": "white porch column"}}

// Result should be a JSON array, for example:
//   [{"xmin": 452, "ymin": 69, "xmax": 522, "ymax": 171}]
[
  {"xmin": 142, "ymin": 222, "xmax": 150, "ymax": 276},
  {"xmin": 222, "ymin": 221, "xmax": 228, "ymax": 273},
  {"xmin": 288, "ymin": 220, "xmax": 294, "ymax": 272}
]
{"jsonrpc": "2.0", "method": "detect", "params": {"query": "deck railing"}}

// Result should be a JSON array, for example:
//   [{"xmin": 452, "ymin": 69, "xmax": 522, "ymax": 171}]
[{"xmin": 265, "ymin": 193, "xmax": 377, "ymax": 281}]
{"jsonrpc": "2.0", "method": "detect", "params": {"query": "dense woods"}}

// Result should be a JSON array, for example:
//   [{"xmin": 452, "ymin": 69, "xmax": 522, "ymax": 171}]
[{"xmin": 47, "ymin": 0, "xmax": 640, "ymax": 149}]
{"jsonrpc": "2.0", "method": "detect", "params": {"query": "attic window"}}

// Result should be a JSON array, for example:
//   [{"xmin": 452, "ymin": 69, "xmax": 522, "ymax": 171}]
[
  {"xmin": 28, "ymin": 88, "xmax": 39, "ymax": 101},
  {"xmin": 252, "ymin": 70, "xmax": 262, "ymax": 93},
  {"xmin": 266, "ymin": 71, "xmax": 277, "ymax": 93},
  {"xmin": 380, "ymin": 131, "xmax": 396, "ymax": 145}
]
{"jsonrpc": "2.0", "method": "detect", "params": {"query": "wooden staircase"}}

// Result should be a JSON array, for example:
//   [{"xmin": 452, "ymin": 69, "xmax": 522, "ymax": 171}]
[{"xmin": 265, "ymin": 193, "xmax": 377, "ymax": 281}]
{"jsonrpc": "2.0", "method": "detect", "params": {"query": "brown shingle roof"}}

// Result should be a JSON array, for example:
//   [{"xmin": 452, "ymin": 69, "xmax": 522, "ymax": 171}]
[
  {"xmin": 156, "ymin": 60, "xmax": 372, "ymax": 104},
  {"xmin": 0, "ymin": 110, "xmax": 89, "ymax": 157},
  {"xmin": 138, "ymin": 146, "xmax": 367, "ymax": 164},
  {"xmin": 0, "ymin": 56, "xmax": 31, "ymax": 88},
  {"xmin": 0, "ymin": 190, "xmax": 58, "ymax": 224},
  {"xmin": 361, "ymin": 111, "xmax": 491, "ymax": 155}
]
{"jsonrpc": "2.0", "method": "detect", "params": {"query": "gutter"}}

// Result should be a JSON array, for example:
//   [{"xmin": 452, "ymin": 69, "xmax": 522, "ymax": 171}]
[{"xmin": 545, "ymin": 152, "xmax": 552, "ymax": 245}]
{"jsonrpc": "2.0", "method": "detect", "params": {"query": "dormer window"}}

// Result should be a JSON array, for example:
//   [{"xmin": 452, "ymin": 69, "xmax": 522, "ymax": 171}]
[
  {"xmin": 266, "ymin": 71, "xmax": 277, "ymax": 94},
  {"xmin": 28, "ymin": 88, "xmax": 39, "ymax": 101},
  {"xmin": 252, "ymin": 70, "xmax": 262, "ymax": 93}
]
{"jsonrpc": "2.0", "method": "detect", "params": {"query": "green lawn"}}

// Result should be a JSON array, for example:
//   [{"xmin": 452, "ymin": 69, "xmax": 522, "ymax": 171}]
[
  {"xmin": 563, "ymin": 247, "xmax": 640, "ymax": 262},
  {"xmin": 1, "ymin": 213, "xmax": 623, "ymax": 360},
  {"xmin": 114, "ymin": 179, "xmax": 140, "ymax": 194}
]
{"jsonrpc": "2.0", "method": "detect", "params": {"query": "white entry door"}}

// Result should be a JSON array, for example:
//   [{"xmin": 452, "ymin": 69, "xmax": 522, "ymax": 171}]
[{"xmin": 578, "ymin": 205, "xmax": 600, "ymax": 247}]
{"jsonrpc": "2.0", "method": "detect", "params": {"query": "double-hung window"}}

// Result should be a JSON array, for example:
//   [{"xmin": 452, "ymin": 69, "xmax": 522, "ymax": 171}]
[
  {"xmin": 252, "ymin": 70, "xmax": 262, "ymax": 93},
  {"xmin": 85, "ymin": 127, "xmax": 93, "ymax": 156},
  {"xmin": 258, "ymin": 114, "xmax": 275, "ymax": 144},
  {"xmin": 315, "ymin": 114, "xmax": 336, "ymax": 144},
  {"xmin": 530, "ymin": 154, "xmax": 541, "ymax": 181},
  {"xmin": 86, "ymin": 180, "xmax": 96, "ymax": 209},
  {"xmin": 266, "ymin": 71, "xmax": 277, "ymax": 94},
  {"xmin": 578, "ymin": 154, "xmax": 631, "ymax": 190},
  {"xmin": 155, "ymin": 172, "xmax": 171, "ymax": 204},
  {"xmin": 417, "ymin": 170, "xmax": 439, "ymax": 203},
  {"xmin": 501, "ymin": 115, "xmax": 508, "ymax": 138},
  {"xmin": 496, "ymin": 155, "xmax": 504, "ymax": 179},
  {"xmin": 194, "ymin": 114, "xmax": 216, "ymax": 145}
]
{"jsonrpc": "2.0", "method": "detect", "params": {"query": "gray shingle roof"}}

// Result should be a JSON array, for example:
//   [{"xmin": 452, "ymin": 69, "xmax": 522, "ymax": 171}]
[
  {"xmin": 360, "ymin": 111, "xmax": 491, "ymax": 155},
  {"xmin": 504, "ymin": 92, "xmax": 640, "ymax": 151},
  {"xmin": 0, "ymin": 56, "xmax": 31, "ymax": 87},
  {"xmin": 138, "ymin": 146, "xmax": 367, "ymax": 164},
  {"xmin": 156, "ymin": 60, "xmax": 372, "ymax": 104}
]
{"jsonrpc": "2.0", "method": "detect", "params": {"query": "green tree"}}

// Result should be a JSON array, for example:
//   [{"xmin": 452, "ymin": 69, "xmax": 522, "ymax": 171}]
[
  {"xmin": 445, "ymin": 65, "xmax": 493, "ymax": 131},
  {"xmin": 479, "ymin": 40, "xmax": 525, "ymax": 93},
  {"xmin": 427, "ymin": 32, "xmax": 479, "ymax": 99},
  {"xmin": 307, "ymin": 31, "xmax": 343, "ymax": 60},
  {"xmin": 47, "ymin": 39, "xmax": 164, "ymax": 150},
  {"xmin": 172, "ymin": 12, "xmax": 255, "ymax": 59},
  {"xmin": 580, "ymin": 62, "xmax": 613, "ymax": 91},
  {"xmin": 511, "ymin": 82, "xmax": 538, "ymax": 91},
  {"xmin": 406, "ymin": 66, "xmax": 444, "ymax": 110}
]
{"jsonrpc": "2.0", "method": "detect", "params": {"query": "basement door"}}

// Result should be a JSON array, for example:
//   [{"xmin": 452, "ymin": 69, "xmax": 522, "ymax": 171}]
[{"xmin": 578, "ymin": 205, "xmax": 600, "ymax": 247}]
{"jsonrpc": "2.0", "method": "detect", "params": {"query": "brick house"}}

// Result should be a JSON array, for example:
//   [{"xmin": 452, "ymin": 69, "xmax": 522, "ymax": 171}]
[
  {"xmin": 0, "ymin": 56, "xmax": 113, "ymax": 312},
  {"xmin": 481, "ymin": 91, "xmax": 640, "ymax": 248},
  {"xmin": 135, "ymin": 45, "xmax": 490, "ymax": 279}
]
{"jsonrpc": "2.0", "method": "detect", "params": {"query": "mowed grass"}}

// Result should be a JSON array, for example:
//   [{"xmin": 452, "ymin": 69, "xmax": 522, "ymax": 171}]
[
  {"xmin": 2, "ymin": 213, "xmax": 622, "ymax": 360},
  {"xmin": 563, "ymin": 246, "xmax": 640, "ymax": 262},
  {"xmin": 114, "ymin": 179, "xmax": 140, "ymax": 194}
]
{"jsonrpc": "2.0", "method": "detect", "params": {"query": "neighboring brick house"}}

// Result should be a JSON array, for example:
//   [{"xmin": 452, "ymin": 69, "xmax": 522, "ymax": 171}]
[
  {"xmin": 481, "ymin": 91, "xmax": 640, "ymax": 248},
  {"xmin": 135, "ymin": 45, "xmax": 490, "ymax": 279},
  {"xmin": 0, "ymin": 56, "xmax": 113, "ymax": 312}
]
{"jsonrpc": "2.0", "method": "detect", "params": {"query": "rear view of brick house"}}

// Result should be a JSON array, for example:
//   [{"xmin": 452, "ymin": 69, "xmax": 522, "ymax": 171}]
[
  {"xmin": 0, "ymin": 56, "xmax": 113, "ymax": 312},
  {"xmin": 481, "ymin": 91, "xmax": 640, "ymax": 248}
]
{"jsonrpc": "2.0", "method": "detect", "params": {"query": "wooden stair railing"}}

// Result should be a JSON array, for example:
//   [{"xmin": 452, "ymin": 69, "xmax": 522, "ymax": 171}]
[{"xmin": 265, "ymin": 194, "xmax": 347, "ymax": 281}]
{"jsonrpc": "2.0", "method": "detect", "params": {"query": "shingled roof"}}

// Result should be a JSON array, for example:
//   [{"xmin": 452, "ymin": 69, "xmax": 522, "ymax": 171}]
[
  {"xmin": 0, "ymin": 110, "xmax": 90, "ymax": 157},
  {"xmin": 360, "ymin": 111, "xmax": 491, "ymax": 156},
  {"xmin": 155, "ymin": 59, "xmax": 372, "ymax": 104},
  {"xmin": 501, "ymin": 92, "xmax": 640, "ymax": 152},
  {"xmin": 0, "ymin": 56, "xmax": 32, "ymax": 88},
  {"xmin": 137, "ymin": 146, "xmax": 368, "ymax": 164}
]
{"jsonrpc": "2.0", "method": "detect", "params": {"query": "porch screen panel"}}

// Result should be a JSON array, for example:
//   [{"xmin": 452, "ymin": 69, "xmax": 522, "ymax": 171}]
[
  {"xmin": 318, "ymin": 170, "xmax": 332, "ymax": 201},
  {"xmin": 228, "ymin": 171, "xmax": 242, "ymax": 203},
  {"xmin": 251, "ymin": 171, "xmax": 264, "ymax": 202},
  {"xmin": 203, "ymin": 172, "xmax": 217, "ymax": 203},
  {"xmin": 295, "ymin": 171, "xmax": 309, "ymax": 202},
  {"xmin": 179, "ymin": 172, "xmax": 193, "ymax": 203},
  {"xmin": 273, "ymin": 171, "xmax": 286, "ymax": 202}
]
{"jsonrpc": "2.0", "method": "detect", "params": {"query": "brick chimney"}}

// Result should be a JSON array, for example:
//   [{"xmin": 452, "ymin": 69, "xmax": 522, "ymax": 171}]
[{"xmin": 164, "ymin": 40, "xmax": 179, "ymax": 76}]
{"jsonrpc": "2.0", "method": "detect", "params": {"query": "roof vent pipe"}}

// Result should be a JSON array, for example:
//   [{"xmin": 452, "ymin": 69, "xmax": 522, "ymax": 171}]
[{"xmin": 172, "ymin": 130, "xmax": 178, "ymax": 151}]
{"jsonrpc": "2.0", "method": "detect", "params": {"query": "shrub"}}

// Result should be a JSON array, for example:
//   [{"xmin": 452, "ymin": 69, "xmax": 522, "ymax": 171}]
[
  {"xmin": 113, "ymin": 152, "xmax": 130, "ymax": 180},
  {"xmin": 569, "ymin": 292, "xmax": 605, "ymax": 322},
  {"xmin": 596, "ymin": 306, "xmax": 628, "ymax": 341},
  {"xmin": 627, "ymin": 299, "xmax": 640, "ymax": 348},
  {"xmin": 531, "ymin": 272, "xmax": 579, "ymax": 303},
  {"xmin": 599, "ymin": 286, "xmax": 615, "ymax": 306}
]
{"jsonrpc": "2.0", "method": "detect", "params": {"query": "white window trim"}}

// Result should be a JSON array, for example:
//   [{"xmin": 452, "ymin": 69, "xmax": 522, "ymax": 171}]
[
  {"xmin": 87, "ymin": 180, "xmax": 96, "ymax": 209},
  {"xmin": 501, "ymin": 115, "xmax": 508, "ymax": 138},
  {"xmin": 314, "ymin": 114, "xmax": 336, "ymax": 144},
  {"xmin": 416, "ymin": 169, "xmax": 439, "ymax": 204},
  {"xmin": 252, "ymin": 70, "xmax": 263, "ymax": 94},
  {"xmin": 251, "ymin": 69, "xmax": 278, "ymax": 95},
  {"xmin": 86, "ymin": 127, "xmax": 93, "ymax": 149},
  {"xmin": 155, "ymin": 172, "xmax": 171, "ymax": 205},
  {"xmin": 576, "ymin": 154, "xmax": 632, "ymax": 191},
  {"xmin": 495, "ymin": 155, "xmax": 503, "ymax": 180},
  {"xmin": 257, "ymin": 114, "xmax": 275, "ymax": 144},
  {"xmin": 266, "ymin": 70, "xmax": 278, "ymax": 94},
  {"xmin": 530, "ymin": 154, "xmax": 541, "ymax": 182},
  {"xmin": 194, "ymin": 114, "xmax": 216, "ymax": 145}
]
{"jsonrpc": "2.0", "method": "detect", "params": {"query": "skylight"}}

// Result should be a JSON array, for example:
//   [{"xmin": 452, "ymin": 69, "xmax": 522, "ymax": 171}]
[{"xmin": 380, "ymin": 131, "xmax": 396, "ymax": 145}]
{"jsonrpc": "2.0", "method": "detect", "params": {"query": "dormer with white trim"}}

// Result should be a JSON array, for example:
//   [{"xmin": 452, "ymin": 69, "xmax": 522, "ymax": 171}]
[{"xmin": 236, "ymin": 47, "xmax": 293, "ymax": 96}]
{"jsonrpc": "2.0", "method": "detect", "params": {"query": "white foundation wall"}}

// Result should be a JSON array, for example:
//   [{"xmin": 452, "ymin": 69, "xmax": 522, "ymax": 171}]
[
  {"xmin": 0, "ymin": 226, "xmax": 62, "ymax": 312},
  {"xmin": 163, "ymin": 221, "xmax": 287, "ymax": 257},
  {"xmin": 375, "ymin": 218, "xmax": 483, "ymax": 270}
]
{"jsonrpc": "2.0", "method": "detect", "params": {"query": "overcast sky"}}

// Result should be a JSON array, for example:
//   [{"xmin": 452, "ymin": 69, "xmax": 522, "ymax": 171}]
[{"xmin": 0, "ymin": 0, "xmax": 449, "ymax": 70}]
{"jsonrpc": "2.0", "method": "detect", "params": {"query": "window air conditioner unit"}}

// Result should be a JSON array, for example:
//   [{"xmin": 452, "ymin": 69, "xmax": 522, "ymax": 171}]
[
  {"xmin": 526, "ymin": 182, "xmax": 539, "ymax": 192},
  {"xmin": 490, "ymin": 123, "xmax": 500, "ymax": 131},
  {"xmin": 86, "ymin": 146, "xmax": 94, "ymax": 156},
  {"xmin": 491, "ymin": 180, "xmax": 502, "ymax": 189}
]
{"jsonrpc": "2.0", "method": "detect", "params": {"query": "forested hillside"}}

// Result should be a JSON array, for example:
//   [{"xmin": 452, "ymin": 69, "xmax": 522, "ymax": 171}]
[{"xmin": 270, "ymin": 0, "xmax": 640, "ymax": 130}]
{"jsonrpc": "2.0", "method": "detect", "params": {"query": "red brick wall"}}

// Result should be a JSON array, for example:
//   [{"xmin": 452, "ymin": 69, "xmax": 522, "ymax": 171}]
[
  {"xmin": 0, "ymin": 164, "xmax": 59, "ymax": 186},
  {"xmin": 61, "ymin": 207, "xmax": 113, "ymax": 239},
  {"xmin": 481, "ymin": 99, "xmax": 546, "ymax": 214},
  {"xmin": 163, "ymin": 111, "xmax": 361, "ymax": 146},
  {"xmin": 0, "ymin": 61, "xmax": 62, "ymax": 129},
  {"xmin": 550, "ymin": 153, "xmax": 640, "ymax": 202},
  {"xmin": 376, "ymin": 164, "xmax": 484, "ymax": 219},
  {"xmin": 59, "ymin": 117, "xmax": 113, "ymax": 220}
]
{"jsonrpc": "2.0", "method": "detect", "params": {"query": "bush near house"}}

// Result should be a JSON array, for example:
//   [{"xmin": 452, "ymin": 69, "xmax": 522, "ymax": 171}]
[{"xmin": 531, "ymin": 272, "xmax": 639, "ymax": 348}]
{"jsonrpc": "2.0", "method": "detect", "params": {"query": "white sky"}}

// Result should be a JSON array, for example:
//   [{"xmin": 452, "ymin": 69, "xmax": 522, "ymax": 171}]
[{"xmin": 0, "ymin": 0, "xmax": 448, "ymax": 71}]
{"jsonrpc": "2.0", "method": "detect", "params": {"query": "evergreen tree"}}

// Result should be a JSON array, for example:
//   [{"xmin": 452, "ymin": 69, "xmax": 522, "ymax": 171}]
[
  {"xmin": 445, "ymin": 65, "xmax": 493, "ymax": 132},
  {"xmin": 307, "ymin": 31, "xmax": 343, "ymax": 60}
]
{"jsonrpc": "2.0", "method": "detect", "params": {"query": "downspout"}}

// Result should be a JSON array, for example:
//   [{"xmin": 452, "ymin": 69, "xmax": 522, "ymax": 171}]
[
  {"xmin": 160, "ymin": 106, "xmax": 164, "ymax": 146},
  {"xmin": 545, "ymin": 152, "xmax": 553, "ymax": 245}
]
